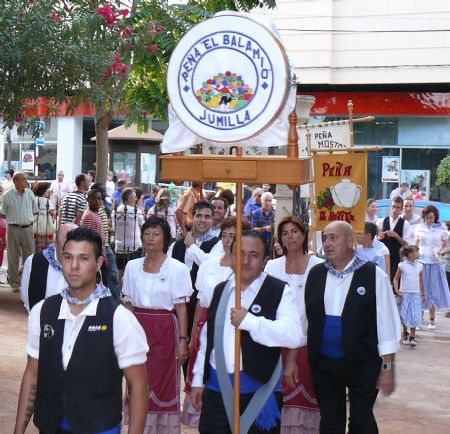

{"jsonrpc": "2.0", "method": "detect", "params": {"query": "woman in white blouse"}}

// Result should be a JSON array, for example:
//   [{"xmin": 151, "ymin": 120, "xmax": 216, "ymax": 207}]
[
  {"xmin": 365, "ymin": 198, "xmax": 379, "ymax": 223},
  {"xmin": 181, "ymin": 216, "xmax": 248, "ymax": 428},
  {"xmin": 415, "ymin": 205, "xmax": 450, "ymax": 330},
  {"xmin": 265, "ymin": 215, "xmax": 323, "ymax": 434},
  {"xmin": 122, "ymin": 216, "xmax": 193, "ymax": 434}
]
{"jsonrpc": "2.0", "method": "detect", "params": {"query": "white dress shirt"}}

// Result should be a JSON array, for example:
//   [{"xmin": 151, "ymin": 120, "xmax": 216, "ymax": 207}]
[
  {"xmin": 27, "ymin": 297, "xmax": 149, "ymax": 370},
  {"xmin": 122, "ymin": 256, "xmax": 193, "ymax": 309},
  {"xmin": 168, "ymin": 238, "xmax": 223, "ymax": 271},
  {"xmin": 20, "ymin": 254, "xmax": 67, "ymax": 312},
  {"xmin": 376, "ymin": 215, "xmax": 411, "ymax": 242},
  {"xmin": 192, "ymin": 272, "xmax": 302, "ymax": 387},
  {"xmin": 298, "ymin": 258, "xmax": 400, "ymax": 358}
]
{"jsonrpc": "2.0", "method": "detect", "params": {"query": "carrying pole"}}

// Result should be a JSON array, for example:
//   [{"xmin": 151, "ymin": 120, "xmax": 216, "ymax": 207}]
[{"xmin": 233, "ymin": 147, "xmax": 243, "ymax": 434}]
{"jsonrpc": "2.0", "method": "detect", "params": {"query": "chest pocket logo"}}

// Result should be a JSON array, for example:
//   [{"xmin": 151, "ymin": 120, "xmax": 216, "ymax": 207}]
[{"xmin": 251, "ymin": 304, "xmax": 262, "ymax": 314}]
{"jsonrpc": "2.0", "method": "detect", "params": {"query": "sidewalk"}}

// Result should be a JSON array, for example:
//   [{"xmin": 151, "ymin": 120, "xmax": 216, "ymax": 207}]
[{"xmin": 1, "ymin": 283, "xmax": 449, "ymax": 433}]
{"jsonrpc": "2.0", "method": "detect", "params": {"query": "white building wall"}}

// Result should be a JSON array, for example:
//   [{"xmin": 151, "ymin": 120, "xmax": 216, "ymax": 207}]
[
  {"xmin": 56, "ymin": 116, "xmax": 83, "ymax": 183},
  {"xmin": 257, "ymin": 0, "xmax": 450, "ymax": 84}
]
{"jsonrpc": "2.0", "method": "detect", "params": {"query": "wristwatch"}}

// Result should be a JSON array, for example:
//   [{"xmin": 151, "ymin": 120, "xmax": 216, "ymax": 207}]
[
  {"xmin": 382, "ymin": 363, "xmax": 395, "ymax": 371},
  {"xmin": 179, "ymin": 336, "xmax": 190, "ymax": 342}
]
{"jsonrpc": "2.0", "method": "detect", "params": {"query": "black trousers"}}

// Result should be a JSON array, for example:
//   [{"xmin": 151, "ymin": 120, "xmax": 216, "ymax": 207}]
[
  {"xmin": 199, "ymin": 388, "xmax": 282, "ymax": 434},
  {"xmin": 311, "ymin": 356, "xmax": 382, "ymax": 434}
]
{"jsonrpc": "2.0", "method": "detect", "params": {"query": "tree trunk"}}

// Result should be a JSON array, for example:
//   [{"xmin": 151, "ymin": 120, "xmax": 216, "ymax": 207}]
[{"xmin": 94, "ymin": 109, "xmax": 111, "ymax": 185}]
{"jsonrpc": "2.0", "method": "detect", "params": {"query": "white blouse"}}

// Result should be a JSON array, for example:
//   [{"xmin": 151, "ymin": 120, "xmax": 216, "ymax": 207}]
[
  {"xmin": 195, "ymin": 256, "xmax": 233, "ymax": 308},
  {"xmin": 264, "ymin": 255, "xmax": 324, "ymax": 307},
  {"xmin": 122, "ymin": 257, "xmax": 193, "ymax": 310},
  {"xmin": 415, "ymin": 223, "xmax": 449, "ymax": 264}
]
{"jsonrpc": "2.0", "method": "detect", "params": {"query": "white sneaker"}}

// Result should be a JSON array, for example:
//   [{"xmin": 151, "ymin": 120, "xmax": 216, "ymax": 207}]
[
  {"xmin": 409, "ymin": 338, "xmax": 417, "ymax": 348},
  {"xmin": 416, "ymin": 326, "xmax": 421, "ymax": 331},
  {"xmin": 428, "ymin": 323, "xmax": 436, "ymax": 330}
]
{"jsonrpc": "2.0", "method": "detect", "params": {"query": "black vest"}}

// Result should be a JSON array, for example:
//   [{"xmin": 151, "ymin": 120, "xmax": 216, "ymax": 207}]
[
  {"xmin": 381, "ymin": 216, "xmax": 404, "ymax": 266},
  {"xmin": 305, "ymin": 262, "xmax": 379, "ymax": 366},
  {"xmin": 204, "ymin": 275, "xmax": 285, "ymax": 384},
  {"xmin": 171, "ymin": 236, "xmax": 220, "ymax": 288},
  {"xmin": 28, "ymin": 253, "xmax": 50, "ymax": 310},
  {"xmin": 34, "ymin": 295, "xmax": 123, "ymax": 434}
]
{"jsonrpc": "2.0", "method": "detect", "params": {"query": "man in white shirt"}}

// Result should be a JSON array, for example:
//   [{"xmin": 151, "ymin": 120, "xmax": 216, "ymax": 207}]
[
  {"xmin": 50, "ymin": 170, "xmax": 72, "ymax": 205},
  {"xmin": 389, "ymin": 182, "xmax": 409, "ymax": 200},
  {"xmin": 191, "ymin": 231, "xmax": 302, "ymax": 434},
  {"xmin": 20, "ymin": 223, "xmax": 78, "ymax": 312},
  {"xmin": 14, "ymin": 227, "xmax": 149, "ymax": 434},
  {"xmin": 304, "ymin": 221, "xmax": 400, "ymax": 434},
  {"xmin": 377, "ymin": 196, "xmax": 410, "ymax": 283},
  {"xmin": 210, "ymin": 196, "xmax": 229, "ymax": 237}
]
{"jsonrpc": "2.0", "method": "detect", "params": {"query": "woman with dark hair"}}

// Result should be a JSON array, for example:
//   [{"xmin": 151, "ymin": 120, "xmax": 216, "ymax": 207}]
[
  {"xmin": 122, "ymin": 215, "xmax": 193, "ymax": 434},
  {"xmin": 415, "ymin": 205, "xmax": 450, "ymax": 329},
  {"xmin": 2, "ymin": 168, "xmax": 14, "ymax": 191},
  {"xmin": 410, "ymin": 184, "xmax": 424, "ymax": 201},
  {"xmin": 265, "ymin": 215, "xmax": 323, "ymax": 434},
  {"xmin": 218, "ymin": 188, "xmax": 236, "ymax": 216},
  {"xmin": 32, "ymin": 182, "xmax": 55, "ymax": 252},
  {"xmin": 181, "ymin": 216, "xmax": 249, "ymax": 427}
]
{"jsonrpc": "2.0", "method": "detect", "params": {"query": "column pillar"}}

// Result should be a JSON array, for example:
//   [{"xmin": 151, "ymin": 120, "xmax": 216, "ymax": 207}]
[{"xmin": 56, "ymin": 116, "xmax": 83, "ymax": 183}]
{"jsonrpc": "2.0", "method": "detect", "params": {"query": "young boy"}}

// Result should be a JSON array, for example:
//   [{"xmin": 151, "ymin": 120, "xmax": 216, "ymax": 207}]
[{"xmin": 357, "ymin": 222, "xmax": 390, "ymax": 275}]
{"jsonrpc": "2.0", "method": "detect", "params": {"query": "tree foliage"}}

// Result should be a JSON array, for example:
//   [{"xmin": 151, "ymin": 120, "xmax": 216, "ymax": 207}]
[
  {"xmin": 0, "ymin": 0, "xmax": 276, "ymax": 181},
  {"xmin": 436, "ymin": 155, "xmax": 450, "ymax": 188}
]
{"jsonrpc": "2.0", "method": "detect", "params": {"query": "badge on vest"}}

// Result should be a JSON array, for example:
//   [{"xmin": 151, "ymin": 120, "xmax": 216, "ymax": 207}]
[
  {"xmin": 251, "ymin": 304, "xmax": 262, "ymax": 314},
  {"xmin": 88, "ymin": 324, "xmax": 108, "ymax": 332},
  {"xmin": 43, "ymin": 324, "xmax": 55, "ymax": 339},
  {"xmin": 356, "ymin": 287, "xmax": 366, "ymax": 296}
]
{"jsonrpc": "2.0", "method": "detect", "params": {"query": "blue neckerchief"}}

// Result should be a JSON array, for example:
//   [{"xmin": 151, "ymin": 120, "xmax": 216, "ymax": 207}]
[
  {"xmin": 61, "ymin": 282, "xmax": 111, "ymax": 306},
  {"xmin": 43, "ymin": 243, "xmax": 63, "ymax": 273},
  {"xmin": 323, "ymin": 252, "xmax": 367, "ymax": 279},
  {"xmin": 207, "ymin": 368, "xmax": 281, "ymax": 431},
  {"xmin": 194, "ymin": 228, "xmax": 216, "ymax": 244}
]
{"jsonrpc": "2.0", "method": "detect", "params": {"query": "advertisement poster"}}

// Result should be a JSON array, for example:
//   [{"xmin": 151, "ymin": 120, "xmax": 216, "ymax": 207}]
[
  {"xmin": 21, "ymin": 150, "xmax": 35, "ymax": 173},
  {"xmin": 401, "ymin": 169, "xmax": 430, "ymax": 200},
  {"xmin": 382, "ymin": 156, "xmax": 400, "ymax": 182},
  {"xmin": 313, "ymin": 153, "xmax": 367, "ymax": 232}
]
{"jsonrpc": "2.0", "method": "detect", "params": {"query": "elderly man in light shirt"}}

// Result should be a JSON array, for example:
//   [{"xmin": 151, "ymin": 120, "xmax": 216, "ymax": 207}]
[{"xmin": 0, "ymin": 172, "xmax": 37, "ymax": 292}]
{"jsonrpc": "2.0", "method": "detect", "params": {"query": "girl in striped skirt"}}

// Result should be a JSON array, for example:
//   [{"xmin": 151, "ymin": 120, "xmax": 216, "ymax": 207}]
[{"xmin": 393, "ymin": 245, "xmax": 426, "ymax": 348}]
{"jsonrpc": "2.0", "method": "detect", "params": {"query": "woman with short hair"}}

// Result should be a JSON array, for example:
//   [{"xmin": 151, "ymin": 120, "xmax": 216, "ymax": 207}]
[{"xmin": 122, "ymin": 216, "xmax": 193, "ymax": 434}]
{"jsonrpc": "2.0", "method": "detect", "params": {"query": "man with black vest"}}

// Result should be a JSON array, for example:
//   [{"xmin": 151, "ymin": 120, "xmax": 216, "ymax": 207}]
[
  {"xmin": 376, "ymin": 196, "xmax": 410, "ymax": 283},
  {"xmin": 304, "ymin": 221, "xmax": 400, "ymax": 434},
  {"xmin": 191, "ymin": 231, "xmax": 302, "ymax": 434},
  {"xmin": 20, "ymin": 223, "xmax": 78, "ymax": 313},
  {"xmin": 14, "ymin": 227, "xmax": 149, "ymax": 434},
  {"xmin": 169, "ymin": 200, "xmax": 222, "ymax": 376}
]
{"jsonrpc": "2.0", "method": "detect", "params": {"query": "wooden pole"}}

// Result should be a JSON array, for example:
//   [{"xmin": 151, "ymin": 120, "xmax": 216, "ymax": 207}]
[
  {"xmin": 306, "ymin": 128, "xmax": 317, "ymax": 254},
  {"xmin": 233, "ymin": 153, "xmax": 243, "ymax": 433},
  {"xmin": 348, "ymin": 100, "xmax": 355, "ymax": 147}
]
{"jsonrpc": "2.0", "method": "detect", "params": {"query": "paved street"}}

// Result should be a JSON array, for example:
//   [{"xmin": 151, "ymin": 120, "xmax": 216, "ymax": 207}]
[{"xmin": 1, "ymin": 284, "xmax": 449, "ymax": 433}]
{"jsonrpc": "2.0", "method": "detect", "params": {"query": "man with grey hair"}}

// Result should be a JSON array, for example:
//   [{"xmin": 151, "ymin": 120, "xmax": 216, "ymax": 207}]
[
  {"xmin": 0, "ymin": 172, "xmax": 37, "ymax": 292},
  {"xmin": 251, "ymin": 191, "xmax": 275, "ymax": 241},
  {"xmin": 50, "ymin": 170, "xmax": 72, "ymax": 204},
  {"xmin": 243, "ymin": 187, "xmax": 262, "ymax": 218},
  {"xmin": 302, "ymin": 221, "xmax": 400, "ymax": 434}
]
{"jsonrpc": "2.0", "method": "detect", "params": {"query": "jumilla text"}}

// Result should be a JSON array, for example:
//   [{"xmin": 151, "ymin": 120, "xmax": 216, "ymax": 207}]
[
  {"xmin": 180, "ymin": 33, "xmax": 271, "ymax": 83},
  {"xmin": 322, "ymin": 162, "xmax": 352, "ymax": 177}
]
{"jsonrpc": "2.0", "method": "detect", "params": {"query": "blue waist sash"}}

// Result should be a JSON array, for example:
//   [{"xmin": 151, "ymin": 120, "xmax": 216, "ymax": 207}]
[
  {"xmin": 60, "ymin": 417, "xmax": 121, "ymax": 433},
  {"xmin": 207, "ymin": 367, "xmax": 281, "ymax": 431},
  {"xmin": 321, "ymin": 314, "xmax": 345, "ymax": 358}
]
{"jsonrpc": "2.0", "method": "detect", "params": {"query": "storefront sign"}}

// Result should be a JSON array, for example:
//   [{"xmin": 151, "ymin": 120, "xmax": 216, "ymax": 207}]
[
  {"xmin": 162, "ymin": 12, "xmax": 294, "ymax": 152},
  {"xmin": 298, "ymin": 123, "xmax": 350, "ymax": 150},
  {"xmin": 21, "ymin": 150, "xmax": 35, "ymax": 173},
  {"xmin": 313, "ymin": 153, "xmax": 367, "ymax": 232},
  {"xmin": 382, "ymin": 156, "xmax": 400, "ymax": 182}
]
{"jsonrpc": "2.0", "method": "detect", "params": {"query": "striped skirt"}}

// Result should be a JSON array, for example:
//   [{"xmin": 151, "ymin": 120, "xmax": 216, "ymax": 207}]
[
  {"xmin": 399, "ymin": 293, "xmax": 422, "ymax": 328},
  {"xmin": 421, "ymin": 263, "xmax": 450, "ymax": 309}
]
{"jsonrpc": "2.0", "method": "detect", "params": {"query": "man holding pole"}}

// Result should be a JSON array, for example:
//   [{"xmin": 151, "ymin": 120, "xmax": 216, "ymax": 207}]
[{"xmin": 191, "ymin": 230, "xmax": 302, "ymax": 434}]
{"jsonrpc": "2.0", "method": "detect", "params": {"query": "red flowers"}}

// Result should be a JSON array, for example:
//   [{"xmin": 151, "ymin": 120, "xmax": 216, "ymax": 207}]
[
  {"xmin": 50, "ymin": 11, "xmax": 59, "ymax": 22},
  {"xmin": 121, "ymin": 26, "xmax": 133, "ymax": 38},
  {"xmin": 119, "ymin": 9, "xmax": 129, "ymax": 17},
  {"xmin": 97, "ymin": 3, "xmax": 117, "ymax": 28},
  {"xmin": 149, "ymin": 44, "xmax": 158, "ymax": 53}
]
